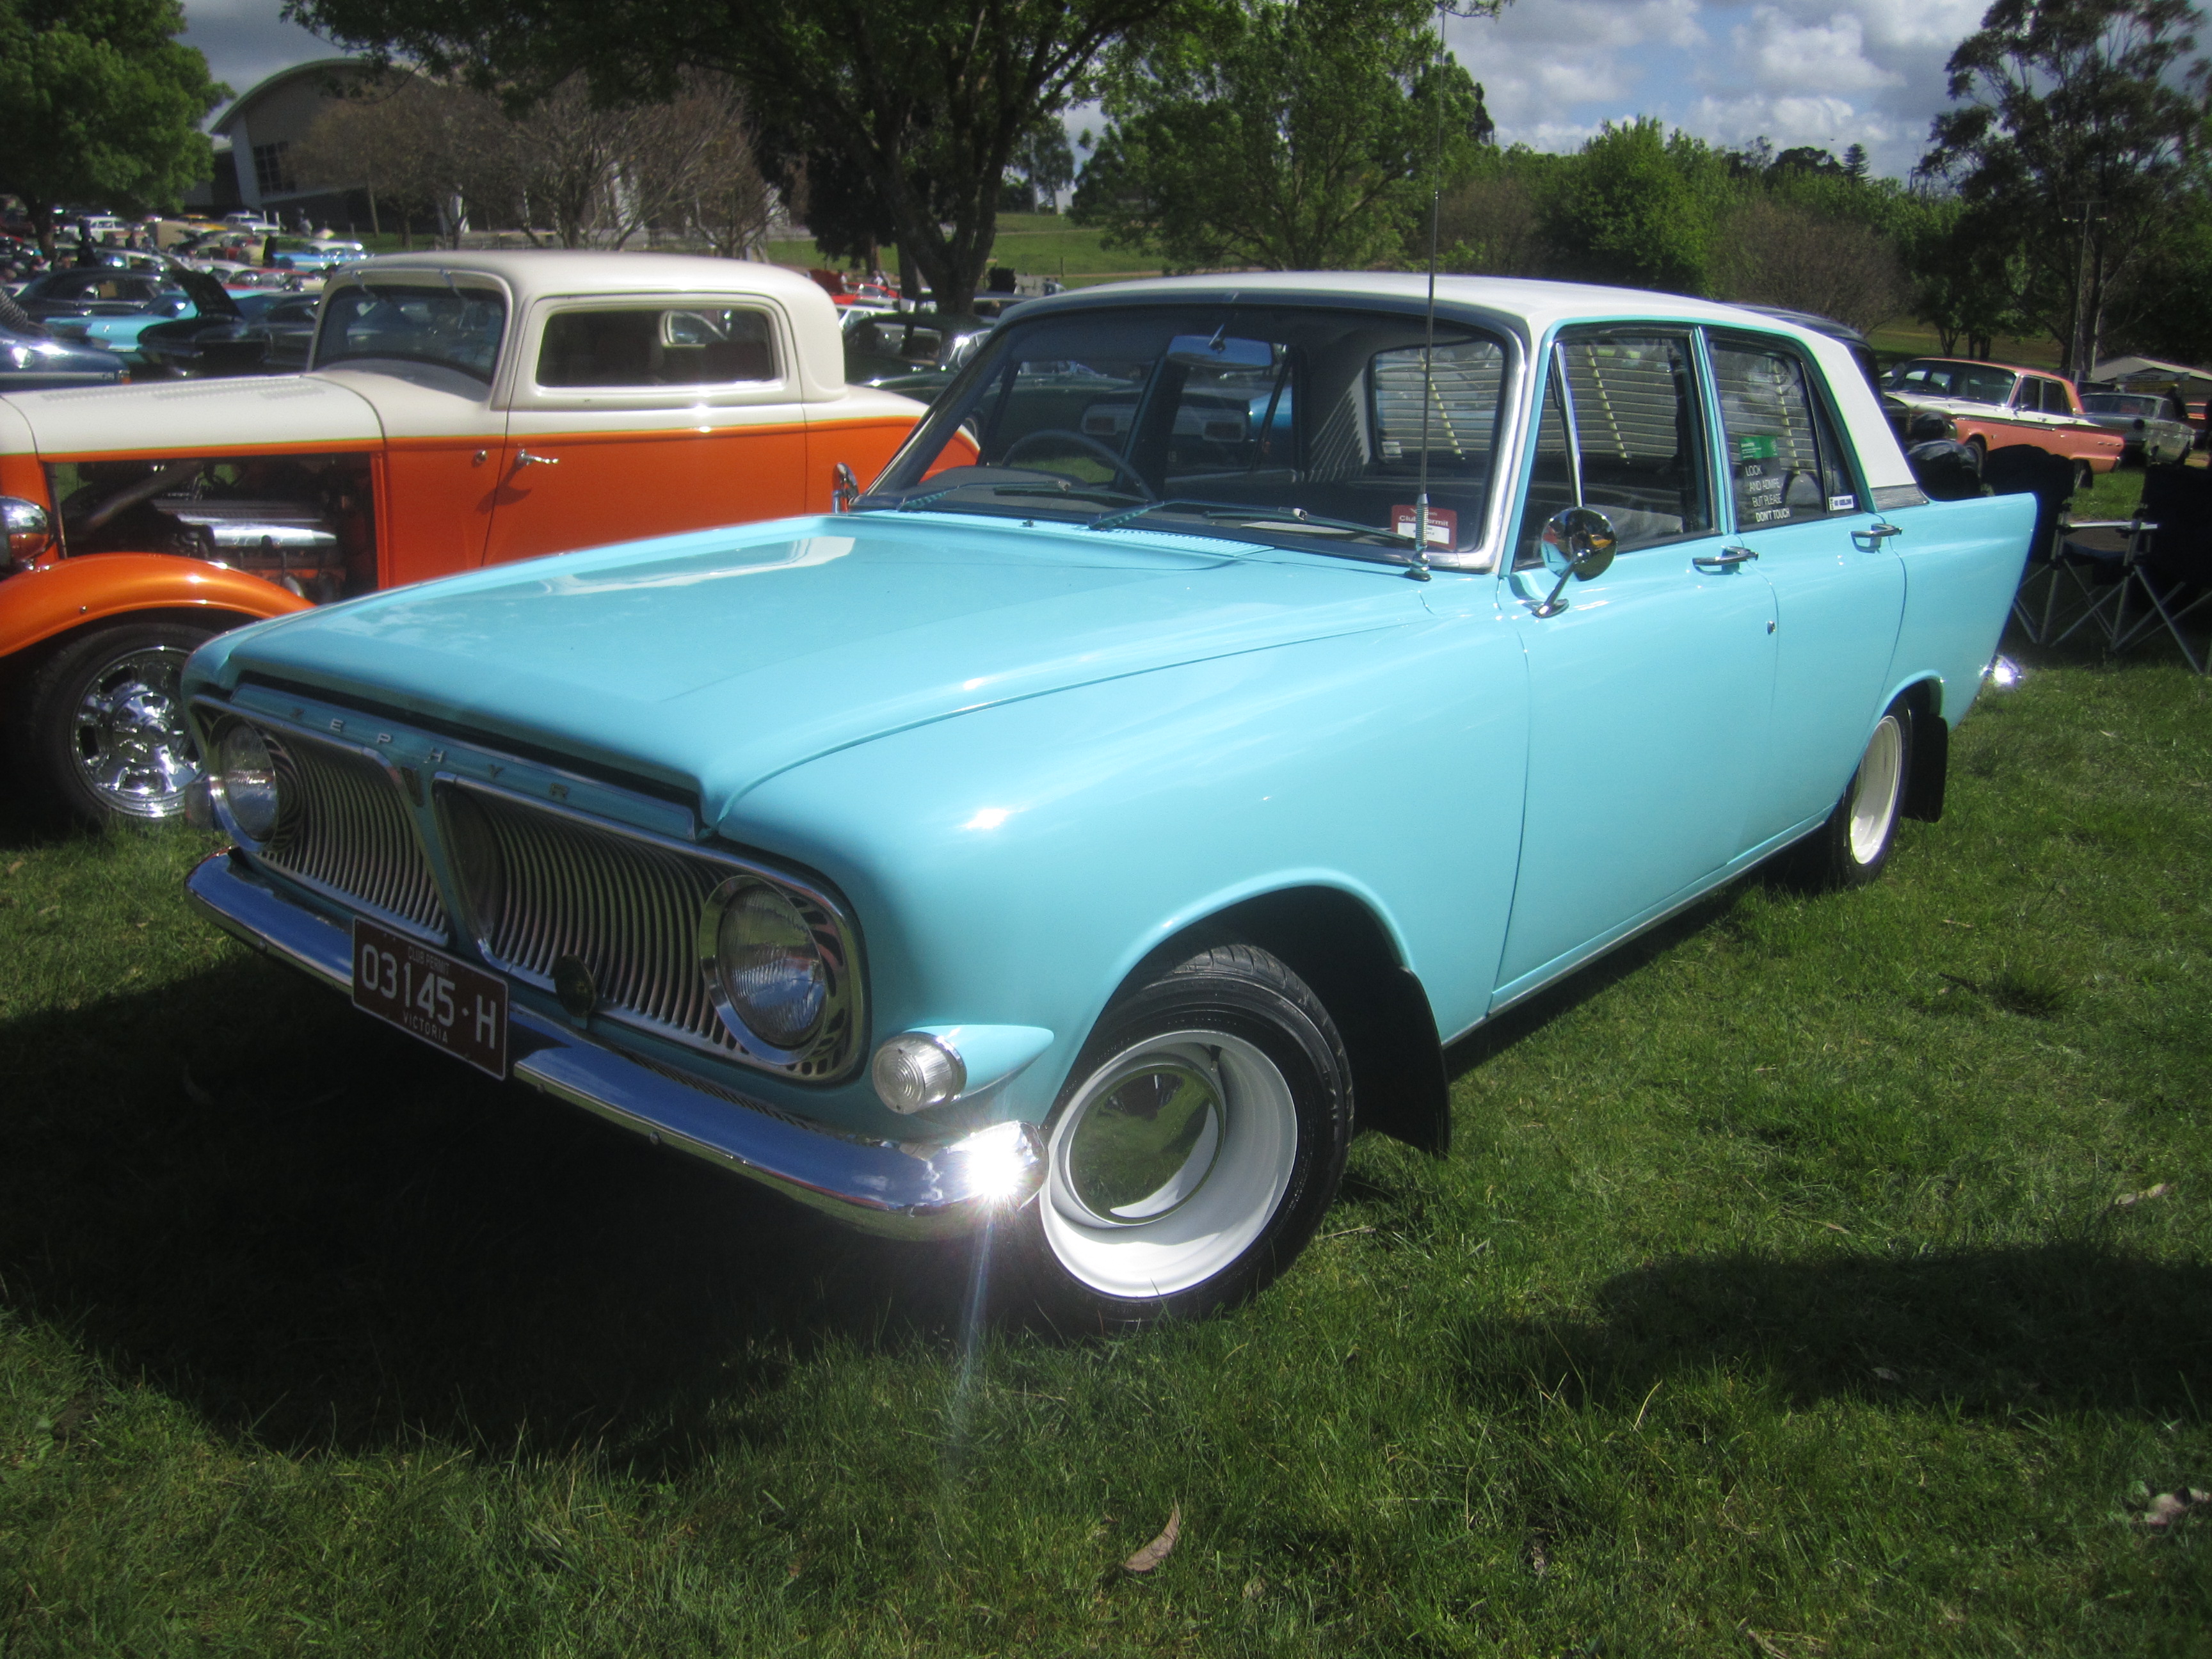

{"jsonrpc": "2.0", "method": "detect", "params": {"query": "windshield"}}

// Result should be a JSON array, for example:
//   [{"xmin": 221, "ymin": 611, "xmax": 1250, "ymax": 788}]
[
  {"xmin": 2082, "ymin": 392, "xmax": 2163, "ymax": 417},
  {"xmin": 1885, "ymin": 359, "xmax": 2016, "ymax": 405},
  {"xmin": 312, "ymin": 280, "xmax": 506, "ymax": 381},
  {"xmin": 865, "ymin": 303, "xmax": 1510, "ymax": 565}
]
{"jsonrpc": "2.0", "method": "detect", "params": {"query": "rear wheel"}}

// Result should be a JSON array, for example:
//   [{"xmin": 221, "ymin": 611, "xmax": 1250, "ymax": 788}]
[
  {"xmin": 1788, "ymin": 703, "xmax": 1911, "ymax": 891},
  {"xmin": 14, "ymin": 621, "xmax": 212, "ymax": 826},
  {"xmin": 995, "ymin": 942, "xmax": 1352, "ymax": 1330}
]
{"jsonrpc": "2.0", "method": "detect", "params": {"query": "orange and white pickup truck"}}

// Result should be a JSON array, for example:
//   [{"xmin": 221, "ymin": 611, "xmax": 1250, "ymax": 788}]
[
  {"xmin": 1879, "ymin": 357, "xmax": 2124, "ymax": 488},
  {"xmin": 0, "ymin": 252, "xmax": 931, "ymax": 824}
]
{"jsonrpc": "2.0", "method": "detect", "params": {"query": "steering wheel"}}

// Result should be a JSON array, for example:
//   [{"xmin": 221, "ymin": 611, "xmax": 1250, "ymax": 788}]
[{"xmin": 1000, "ymin": 429, "xmax": 1154, "ymax": 499}]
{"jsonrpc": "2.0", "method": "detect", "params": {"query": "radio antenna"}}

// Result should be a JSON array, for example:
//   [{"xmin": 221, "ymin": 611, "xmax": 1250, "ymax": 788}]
[{"xmin": 1411, "ymin": 2, "xmax": 1447, "ymax": 581}]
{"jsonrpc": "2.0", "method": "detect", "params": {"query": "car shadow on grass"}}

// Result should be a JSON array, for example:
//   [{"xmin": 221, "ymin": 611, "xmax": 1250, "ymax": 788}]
[
  {"xmin": 1455, "ymin": 1243, "xmax": 2211, "ymax": 1420},
  {"xmin": 0, "ymin": 953, "xmax": 981, "ymax": 1472}
]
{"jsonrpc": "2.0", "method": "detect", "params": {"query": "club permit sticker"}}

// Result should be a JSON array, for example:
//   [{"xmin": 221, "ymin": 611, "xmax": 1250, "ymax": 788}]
[{"xmin": 1738, "ymin": 435, "xmax": 1779, "ymax": 460}]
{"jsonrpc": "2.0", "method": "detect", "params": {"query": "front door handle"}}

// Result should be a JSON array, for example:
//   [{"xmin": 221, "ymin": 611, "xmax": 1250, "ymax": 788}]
[
  {"xmin": 1854, "ymin": 520, "xmax": 1902, "ymax": 549},
  {"xmin": 1692, "ymin": 545, "xmax": 1759, "ymax": 569},
  {"xmin": 513, "ymin": 449, "xmax": 561, "ymax": 470}
]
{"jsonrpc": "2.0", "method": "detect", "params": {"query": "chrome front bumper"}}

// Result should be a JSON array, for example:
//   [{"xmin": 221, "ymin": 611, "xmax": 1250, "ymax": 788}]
[{"xmin": 186, "ymin": 849, "xmax": 1043, "ymax": 1238}]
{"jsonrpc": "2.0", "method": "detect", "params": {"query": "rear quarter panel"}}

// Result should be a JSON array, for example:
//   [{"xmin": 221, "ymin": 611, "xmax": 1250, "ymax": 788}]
[{"xmin": 1880, "ymin": 492, "xmax": 2035, "ymax": 723}]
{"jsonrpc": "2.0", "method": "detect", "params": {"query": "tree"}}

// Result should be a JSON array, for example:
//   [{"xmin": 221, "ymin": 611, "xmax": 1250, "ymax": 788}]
[
  {"xmin": 1895, "ymin": 191, "xmax": 2032, "ymax": 356},
  {"xmin": 289, "ymin": 0, "xmax": 1181, "ymax": 316},
  {"xmin": 1709, "ymin": 195, "xmax": 1907, "ymax": 332},
  {"xmin": 1919, "ymin": 0, "xmax": 2211, "ymax": 376},
  {"xmin": 1543, "ymin": 118, "xmax": 1731, "ymax": 293},
  {"xmin": 1071, "ymin": 0, "xmax": 1496, "ymax": 273},
  {"xmin": 1002, "ymin": 117, "xmax": 1075, "ymax": 212},
  {"xmin": 0, "ymin": 0, "xmax": 225, "ymax": 257}
]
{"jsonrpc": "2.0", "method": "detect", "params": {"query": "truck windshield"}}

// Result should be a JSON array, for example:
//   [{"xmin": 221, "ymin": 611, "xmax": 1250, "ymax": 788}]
[
  {"xmin": 863, "ymin": 303, "xmax": 1509, "ymax": 566},
  {"xmin": 314, "ymin": 282, "xmax": 506, "ymax": 381}
]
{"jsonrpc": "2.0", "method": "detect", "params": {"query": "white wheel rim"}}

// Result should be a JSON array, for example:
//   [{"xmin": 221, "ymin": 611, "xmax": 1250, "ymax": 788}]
[
  {"xmin": 1847, "ymin": 714, "xmax": 1905, "ymax": 865},
  {"xmin": 1042, "ymin": 1029, "xmax": 1297, "ymax": 1299}
]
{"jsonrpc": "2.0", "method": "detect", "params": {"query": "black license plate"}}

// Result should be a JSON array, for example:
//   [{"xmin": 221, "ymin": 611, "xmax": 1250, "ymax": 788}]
[{"xmin": 351, "ymin": 917, "xmax": 508, "ymax": 1078}]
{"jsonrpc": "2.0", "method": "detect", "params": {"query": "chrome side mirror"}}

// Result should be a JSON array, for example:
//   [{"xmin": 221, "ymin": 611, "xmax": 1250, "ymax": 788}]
[
  {"xmin": 831, "ymin": 461, "xmax": 860, "ymax": 513},
  {"xmin": 1534, "ymin": 506, "xmax": 1616, "ymax": 616},
  {"xmin": 3, "ymin": 495, "xmax": 53, "ymax": 570}
]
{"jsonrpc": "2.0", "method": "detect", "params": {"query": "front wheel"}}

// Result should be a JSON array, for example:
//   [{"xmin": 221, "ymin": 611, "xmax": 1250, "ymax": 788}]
[
  {"xmin": 994, "ymin": 942, "xmax": 1352, "ymax": 1330},
  {"xmin": 13, "ymin": 620, "xmax": 214, "ymax": 826},
  {"xmin": 1788, "ymin": 703, "xmax": 1911, "ymax": 890}
]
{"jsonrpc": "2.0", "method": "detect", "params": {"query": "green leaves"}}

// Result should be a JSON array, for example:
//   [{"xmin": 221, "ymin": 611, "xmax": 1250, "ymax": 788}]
[
  {"xmin": 0, "ymin": 0, "xmax": 225, "ymax": 250},
  {"xmin": 1073, "ymin": 0, "xmax": 1495, "ymax": 273}
]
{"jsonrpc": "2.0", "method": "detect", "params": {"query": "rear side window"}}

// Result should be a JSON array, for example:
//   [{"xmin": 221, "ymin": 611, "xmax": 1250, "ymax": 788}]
[
  {"xmin": 1710, "ymin": 339, "xmax": 1858, "ymax": 527},
  {"xmin": 538, "ymin": 306, "xmax": 777, "ymax": 388}
]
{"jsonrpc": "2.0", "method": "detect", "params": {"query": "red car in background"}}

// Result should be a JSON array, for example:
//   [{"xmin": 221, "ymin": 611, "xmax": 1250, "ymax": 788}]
[{"xmin": 1880, "ymin": 358, "xmax": 2124, "ymax": 488}]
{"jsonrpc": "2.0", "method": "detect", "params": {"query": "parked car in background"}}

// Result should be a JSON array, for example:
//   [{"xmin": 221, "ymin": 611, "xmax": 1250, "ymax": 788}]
[
  {"xmin": 1, "ymin": 252, "xmax": 934, "ymax": 826},
  {"xmin": 179, "ymin": 273, "xmax": 2032, "ymax": 1328},
  {"xmin": 842, "ymin": 308, "xmax": 995, "ymax": 401},
  {"xmin": 138, "ymin": 290, "xmax": 323, "ymax": 377},
  {"xmin": 1881, "ymin": 358, "xmax": 2122, "ymax": 488},
  {"xmin": 2078, "ymin": 389, "xmax": 2196, "ymax": 466},
  {"xmin": 12, "ymin": 268, "xmax": 191, "ymax": 326},
  {"xmin": 1, "ymin": 326, "xmax": 128, "ymax": 392}
]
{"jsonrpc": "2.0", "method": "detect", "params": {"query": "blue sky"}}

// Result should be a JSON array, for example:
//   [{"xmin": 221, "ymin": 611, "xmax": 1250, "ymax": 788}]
[{"xmin": 182, "ymin": 0, "xmax": 1991, "ymax": 182}]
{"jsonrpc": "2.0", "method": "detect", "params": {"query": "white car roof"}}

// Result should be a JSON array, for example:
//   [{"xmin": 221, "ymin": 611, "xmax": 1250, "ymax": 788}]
[
  {"xmin": 1027, "ymin": 271, "xmax": 1917, "ymax": 493},
  {"xmin": 348, "ymin": 250, "xmax": 829, "ymax": 310}
]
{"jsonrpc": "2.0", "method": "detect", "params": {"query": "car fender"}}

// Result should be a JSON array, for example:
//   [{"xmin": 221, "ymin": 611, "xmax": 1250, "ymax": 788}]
[
  {"xmin": 724, "ymin": 611, "xmax": 1532, "ymax": 1135},
  {"xmin": 0, "ymin": 553, "xmax": 312, "ymax": 664}
]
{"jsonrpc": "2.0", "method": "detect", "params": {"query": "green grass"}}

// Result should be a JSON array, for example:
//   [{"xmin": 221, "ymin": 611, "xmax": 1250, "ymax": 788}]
[
  {"xmin": 2, "ymin": 632, "xmax": 2208, "ymax": 1653},
  {"xmin": 765, "ymin": 213, "xmax": 1162, "ymax": 289}
]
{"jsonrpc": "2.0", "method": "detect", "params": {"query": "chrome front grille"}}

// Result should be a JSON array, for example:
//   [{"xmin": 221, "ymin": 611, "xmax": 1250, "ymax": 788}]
[
  {"xmin": 442, "ymin": 782, "xmax": 734, "ymax": 1054},
  {"xmin": 256, "ymin": 727, "xmax": 447, "ymax": 938}
]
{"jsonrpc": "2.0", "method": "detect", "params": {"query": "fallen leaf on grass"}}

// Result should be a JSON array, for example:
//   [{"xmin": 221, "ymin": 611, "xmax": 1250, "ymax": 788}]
[
  {"xmin": 1738, "ymin": 1624, "xmax": 1827, "ymax": 1658},
  {"xmin": 1121, "ymin": 1504, "xmax": 1180, "ymax": 1573},
  {"xmin": 1242, "ymin": 1576, "xmax": 1265, "ymax": 1601},
  {"xmin": 47, "ymin": 1392, "xmax": 99, "ymax": 1443},
  {"xmin": 2113, "ymin": 1183, "xmax": 2174, "ymax": 1207},
  {"xmin": 1871, "ymin": 1367, "xmax": 1902, "ymax": 1382},
  {"xmin": 2133, "ymin": 1489, "xmax": 2209, "ymax": 1531},
  {"xmin": 4, "ymin": 860, "xmax": 20, "ymax": 876}
]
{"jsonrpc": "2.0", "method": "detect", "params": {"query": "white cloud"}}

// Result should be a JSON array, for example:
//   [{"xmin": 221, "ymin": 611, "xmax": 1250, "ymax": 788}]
[
  {"xmin": 1730, "ymin": 8, "xmax": 1902, "ymax": 96},
  {"xmin": 1447, "ymin": 0, "xmax": 1980, "ymax": 175}
]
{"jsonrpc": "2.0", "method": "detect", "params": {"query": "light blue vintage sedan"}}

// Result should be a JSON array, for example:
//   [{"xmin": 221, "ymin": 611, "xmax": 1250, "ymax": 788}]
[{"xmin": 179, "ymin": 275, "xmax": 2033, "ymax": 1326}]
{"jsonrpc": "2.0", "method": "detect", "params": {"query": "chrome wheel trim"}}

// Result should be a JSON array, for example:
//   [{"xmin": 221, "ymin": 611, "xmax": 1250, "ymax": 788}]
[
  {"xmin": 1043, "ymin": 1029, "xmax": 1297, "ymax": 1299},
  {"xmin": 1847, "ymin": 714, "xmax": 1905, "ymax": 865},
  {"xmin": 68, "ymin": 643, "xmax": 200, "ymax": 819}
]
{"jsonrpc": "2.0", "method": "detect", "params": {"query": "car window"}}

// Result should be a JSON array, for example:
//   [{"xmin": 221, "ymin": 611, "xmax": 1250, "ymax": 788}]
[
  {"xmin": 2040, "ymin": 380, "xmax": 2073, "ymax": 415},
  {"xmin": 1709, "ymin": 337, "xmax": 1859, "ymax": 527},
  {"xmin": 314, "ymin": 281, "xmax": 506, "ymax": 381},
  {"xmin": 2083, "ymin": 393, "xmax": 2158, "ymax": 417},
  {"xmin": 869, "ymin": 303, "xmax": 1509, "ymax": 566},
  {"xmin": 1512, "ymin": 330, "xmax": 1710, "ymax": 568},
  {"xmin": 536, "ymin": 305, "xmax": 778, "ymax": 388},
  {"xmin": 1887, "ymin": 360, "xmax": 2015, "ymax": 405}
]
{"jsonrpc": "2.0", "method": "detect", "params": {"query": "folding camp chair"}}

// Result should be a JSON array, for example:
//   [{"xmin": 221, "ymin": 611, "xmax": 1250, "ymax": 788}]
[
  {"xmin": 1991, "ymin": 445, "xmax": 2104, "ymax": 645},
  {"xmin": 2108, "ymin": 465, "xmax": 2212, "ymax": 672}
]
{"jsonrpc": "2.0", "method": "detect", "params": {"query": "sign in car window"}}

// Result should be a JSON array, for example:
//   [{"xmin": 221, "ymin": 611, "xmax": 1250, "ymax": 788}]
[{"xmin": 1710, "ymin": 341, "xmax": 1856, "ymax": 527}]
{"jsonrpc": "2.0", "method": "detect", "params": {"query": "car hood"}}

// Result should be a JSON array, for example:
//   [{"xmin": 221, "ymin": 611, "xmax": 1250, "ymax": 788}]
[
  {"xmin": 192, "ymin": 513, "xmax": 1429, "ymax": 815},
  {"xmin": 0, "ymin": 371, "xmax": 380, "ymax": 454}
]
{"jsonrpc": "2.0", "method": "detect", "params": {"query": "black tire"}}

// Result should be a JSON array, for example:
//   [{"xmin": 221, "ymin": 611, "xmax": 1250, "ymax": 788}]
[
  {"xmin": 993, "ymin": 941, "xmax": 1352, "ymax": 1331},
  {"xmin": 2072, "ymin": 458, "xmax": 2094, "ymax": 495},
  {"xmin": 1787, "ymin": 701, "xmax": 1912, "ymax": 892},
  {"xmin": 12, "ymin": 620, "xmax": 213, "ymax": 827}
]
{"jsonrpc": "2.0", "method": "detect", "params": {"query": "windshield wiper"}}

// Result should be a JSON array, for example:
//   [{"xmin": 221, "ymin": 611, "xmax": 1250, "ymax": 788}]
[
  {"xmin": 1090, "ymin": 499, "xmax": 1418, "ymax": 550},
  {"xmin": 874, "ymin": 480, "xmax": 1149, "ymax": 513}
]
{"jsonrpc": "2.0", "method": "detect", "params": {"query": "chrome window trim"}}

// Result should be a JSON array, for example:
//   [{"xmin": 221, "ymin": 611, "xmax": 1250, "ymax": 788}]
[{"xmin": 434, "ymin": 774, "xmax": 869, "ymax": 1083}]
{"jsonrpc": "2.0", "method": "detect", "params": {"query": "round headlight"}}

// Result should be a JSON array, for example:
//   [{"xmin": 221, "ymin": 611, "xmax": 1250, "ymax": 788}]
[
  {"xmin": 216, "ymin": 722, "xmax": 281, "ymax": 841},
  {"xmin": 712, "ymin": 881, "xmax": 827, "ymax": 1052}
]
